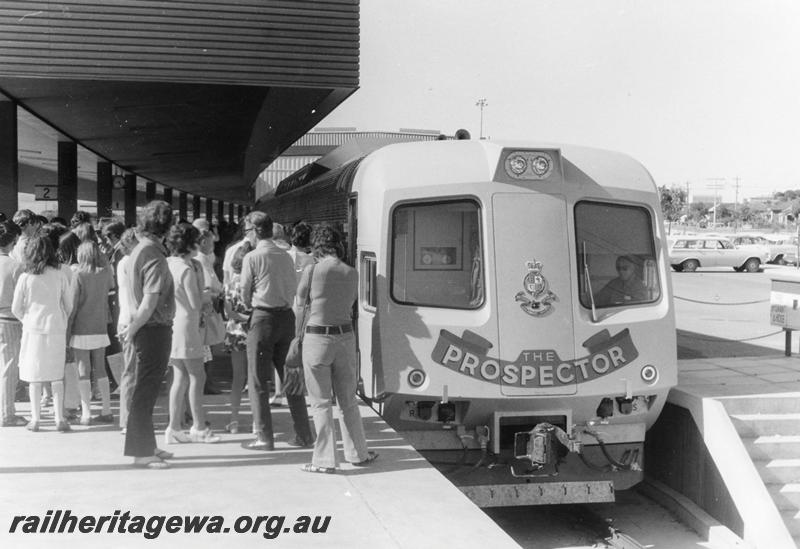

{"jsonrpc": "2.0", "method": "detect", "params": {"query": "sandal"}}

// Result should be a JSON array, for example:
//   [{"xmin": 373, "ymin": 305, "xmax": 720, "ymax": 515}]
[
  {"xmin": 243, "ymin": 435, "xmax": 274, "ymax": 451},
  {"xmin": 132, "ymin": 456, "xmax": 170, "ymax": 470},
  {"xmin": 352, "ymin": 451, "xmax": 379, "ymax": 466},
  {"xmin": 2, "ymin": 415, "xmax": 28, "ymax": 427},
  {"xmin": 301, "ymin": 464, "xmax": 336, "ymax": 474}
]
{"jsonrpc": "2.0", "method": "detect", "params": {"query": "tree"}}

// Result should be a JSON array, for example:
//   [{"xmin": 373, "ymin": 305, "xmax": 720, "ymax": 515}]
[
  {"xmin": 735, "ymin": 204, "xmax": 754, "ymax": 225},
  {"xmin": 715, "ymin": 204, "xmax": 733, "ymax": 225},
  {"xmin": 689, "ymin": 202, "xmax": 708, "ymax": 223},
  {"xmin": 659, "ymin": 185, "xmax": 687, "ymax": 234}
]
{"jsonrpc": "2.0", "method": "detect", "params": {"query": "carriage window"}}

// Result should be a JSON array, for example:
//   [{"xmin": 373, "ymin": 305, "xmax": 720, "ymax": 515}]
[
  {"xmin": 391, "ymin": 200, "xmax": 483, "ymax": 309},
  {"xmin": 575, "ymin": 201, "xmax": 660, "ymax": 309}
]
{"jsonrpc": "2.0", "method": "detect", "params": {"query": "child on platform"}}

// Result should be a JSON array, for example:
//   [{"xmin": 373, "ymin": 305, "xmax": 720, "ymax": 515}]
[{"xmin": 70, "ymin": 240, "xmax": 115, "ymax": 425}]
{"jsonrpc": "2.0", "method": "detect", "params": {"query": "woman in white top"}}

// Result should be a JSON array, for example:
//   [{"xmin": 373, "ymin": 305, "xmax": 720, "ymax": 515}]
[
  {"xmin": 288, "ymin": 222, "xmax": 315, "ymax": 288},
  {"xmin": 192, "ymin": 218, "xmax": 223, "ymax": 296},
  {"xmin": 12, "ymin": 234, "xmax": 73, "ymax": 432},
  {"xmin": 192, "ymin": 218, "xmax": 224, "ymax": 379}
]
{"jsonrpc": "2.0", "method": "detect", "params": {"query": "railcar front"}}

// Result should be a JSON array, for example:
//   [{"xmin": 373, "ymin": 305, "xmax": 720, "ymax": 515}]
[{"xmin": 352, "ymin": 140, "xmax": 676, "ymax": 506}]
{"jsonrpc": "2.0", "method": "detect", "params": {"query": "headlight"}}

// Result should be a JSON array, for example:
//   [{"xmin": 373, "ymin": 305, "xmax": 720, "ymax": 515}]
[
  {"xmin": 507, "ymin": 155, "xmax": 527, "ymax": 175},
  {"xmin": 408, "ymin": 369, "xmax": 426, "ymax": 388},
  {"xmin": 641, "ymin": 365, "xmax": 658, "ymax": 384},
  {"xmin": 530, "ymin": 155, "xmax": 551, "ymax": 176}
]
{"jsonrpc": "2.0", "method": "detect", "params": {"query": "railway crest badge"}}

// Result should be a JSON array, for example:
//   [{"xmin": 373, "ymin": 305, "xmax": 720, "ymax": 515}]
[{"xmin": 515, "ymin": 260, "xmax": 557, "ymax": 317}]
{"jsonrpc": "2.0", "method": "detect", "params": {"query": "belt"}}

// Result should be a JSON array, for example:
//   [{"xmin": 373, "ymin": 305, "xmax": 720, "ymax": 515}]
[
  {"xmin": 254, "ymin": 306, "xmax": 291, "ymax": 313},
  {"xmin": 305, "ymin": 324, "xmax": 353, "ymax": 335}
]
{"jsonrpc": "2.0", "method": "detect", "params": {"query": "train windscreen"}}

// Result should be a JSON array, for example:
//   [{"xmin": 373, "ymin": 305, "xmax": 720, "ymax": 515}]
[{"xmin": 575, "ymin": 201, "xmax": 660, "ymax": 309}]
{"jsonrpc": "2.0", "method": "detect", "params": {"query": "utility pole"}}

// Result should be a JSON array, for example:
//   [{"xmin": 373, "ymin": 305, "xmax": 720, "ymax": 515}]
[
  {"xmin": 706, "ymin": 178, "xmax": 725, "ymax": 228},
  {"xmin": 475, "ymin": 98, "xmax": 488, "ymax": 139},
  {"xmin": 733, "ymin": 176, "xmax": 740, "ymax": 232},
  {"xmin": 685, "ymin": 181, "xmax": 691, "ymax": 233}
]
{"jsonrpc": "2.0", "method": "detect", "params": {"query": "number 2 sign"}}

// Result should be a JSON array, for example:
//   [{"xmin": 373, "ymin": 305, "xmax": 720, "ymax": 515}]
[{"xmin": 34, "ymin": 185, "xmax": 59, "ymax": 201}]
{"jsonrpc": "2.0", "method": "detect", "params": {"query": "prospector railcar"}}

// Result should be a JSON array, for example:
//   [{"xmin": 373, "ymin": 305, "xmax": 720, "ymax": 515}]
[{"xmin": 257, "ymin": 139, "xmax": 677, "ymax": 506}]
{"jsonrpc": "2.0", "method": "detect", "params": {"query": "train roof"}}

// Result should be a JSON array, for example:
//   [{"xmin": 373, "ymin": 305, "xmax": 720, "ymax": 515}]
[{"xmin": 268, "ymin": 138, "xmax": 658, "ymax": 202}]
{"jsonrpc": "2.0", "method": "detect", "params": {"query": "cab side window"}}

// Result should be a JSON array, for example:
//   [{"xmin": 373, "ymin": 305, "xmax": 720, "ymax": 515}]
[{"xmin": 390, "ymin": 200, "xmax": 483, "ymax": 309}]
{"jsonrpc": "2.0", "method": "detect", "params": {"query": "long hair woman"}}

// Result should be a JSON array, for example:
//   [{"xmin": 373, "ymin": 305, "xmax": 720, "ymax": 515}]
[
  {"xmin": 12, "ymin": 234, "xmax": 73, "ymax": 432},
  {"xmin": 163, "ymin": 223, "xmax": 220, "ymax": 444}
]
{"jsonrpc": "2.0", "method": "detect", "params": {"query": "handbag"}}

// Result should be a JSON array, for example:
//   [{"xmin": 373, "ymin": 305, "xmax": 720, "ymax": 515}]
[
  {"xmin": 201, "ymin": 306, "xmax": 226, "ymax": 346},
  {"xmin": 283, "ymin": 265, "xmax": 315, "ymax": 395}
]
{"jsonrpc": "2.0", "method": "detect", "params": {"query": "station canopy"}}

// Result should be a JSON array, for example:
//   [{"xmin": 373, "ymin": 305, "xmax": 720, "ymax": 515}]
[{"xmin": 0, "ymin": 0, "xmax": 359, "ymax": 204}]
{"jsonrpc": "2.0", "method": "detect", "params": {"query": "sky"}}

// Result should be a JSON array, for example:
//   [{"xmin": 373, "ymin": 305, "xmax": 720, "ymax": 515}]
[{"xmin": 316, "ymin": 0, "xmax": 800, "ymax": 203}]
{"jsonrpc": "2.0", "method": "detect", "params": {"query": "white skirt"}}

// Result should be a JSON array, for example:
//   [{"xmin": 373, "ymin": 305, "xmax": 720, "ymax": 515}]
[
  {"xmin": 70, "ymin": 333, "xmax": 110, "ymax": 350},
  {"xmin": 19, "ymin": 332, "xmax": 67, "ymax": 383}
]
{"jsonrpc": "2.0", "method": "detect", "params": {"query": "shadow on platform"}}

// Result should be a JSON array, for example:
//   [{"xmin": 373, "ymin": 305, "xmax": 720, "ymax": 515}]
[{"xmin": 677, "ymin": 329, "xmax": 780, "ymax": 360}]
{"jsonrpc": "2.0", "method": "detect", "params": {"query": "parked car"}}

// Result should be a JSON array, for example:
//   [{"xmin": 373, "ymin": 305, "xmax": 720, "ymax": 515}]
[
  {"xmin": 669, "ymin": 236, "xmax": 770, "ymax": 272},
  {"xmin": 728, "ymin": 234, "xmax": 773, "ymax": 264},
  {"xmin": 761, "ymin": 234, "xmax": 799, "ymax": 265}
]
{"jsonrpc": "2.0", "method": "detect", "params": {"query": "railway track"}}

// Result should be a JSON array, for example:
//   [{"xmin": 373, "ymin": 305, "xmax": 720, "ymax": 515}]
[{"xmin": 483, "ymin": 485, "xmax": 712, "ymax": 548}]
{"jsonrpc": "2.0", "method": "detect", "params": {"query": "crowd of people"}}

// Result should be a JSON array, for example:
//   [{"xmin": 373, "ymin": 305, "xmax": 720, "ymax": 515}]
[{"xmin": 0, "ymin": 201, "xmax": 376, "ymax": 473}]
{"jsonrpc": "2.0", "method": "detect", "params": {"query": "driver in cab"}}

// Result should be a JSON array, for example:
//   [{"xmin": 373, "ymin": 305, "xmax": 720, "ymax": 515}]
[{"xmin": 596, "ymin": 255, "xmax": 647, "ymax": 306}]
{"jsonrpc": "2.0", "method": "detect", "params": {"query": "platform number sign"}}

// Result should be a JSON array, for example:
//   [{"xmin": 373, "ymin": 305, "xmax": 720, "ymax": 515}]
[{"xmin": 34, "ymin": 185, "xmax": 58, "ymax": 201}]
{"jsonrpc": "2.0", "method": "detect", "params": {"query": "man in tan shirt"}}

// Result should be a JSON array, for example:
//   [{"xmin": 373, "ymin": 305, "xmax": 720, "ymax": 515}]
[{"xmin": 240, "ymin": 212, "xmax": 313, "ymax": 450}]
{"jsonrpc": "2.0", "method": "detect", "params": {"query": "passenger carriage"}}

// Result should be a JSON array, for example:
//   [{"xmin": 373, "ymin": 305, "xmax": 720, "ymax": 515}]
[{"xmin": 257, "ymin": 139, "xmax": 677, "ymax": 505}]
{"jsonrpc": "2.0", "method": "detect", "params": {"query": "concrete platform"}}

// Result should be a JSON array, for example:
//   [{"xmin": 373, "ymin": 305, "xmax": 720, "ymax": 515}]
[
  {"xmin": 0, "ymin": 390, "xmax": 520, "ymax": 548},
  {"xmin": 677, "ymin": 355, "xmax": 800, "ymax": 398},
  {"xmin": 664, "ymin": 355, "xmax": 800, "ymax": 549}
]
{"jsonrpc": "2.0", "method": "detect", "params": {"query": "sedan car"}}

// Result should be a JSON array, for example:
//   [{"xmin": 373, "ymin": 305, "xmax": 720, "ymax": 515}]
[
  {"xmin": 669, "ymin": 236, "xmax": 770, "ymax": 272},
  {"xmin": 762, "ymin": 233, "xmax": 799, "ymax": 265},
  {"xmin": 728, "ymin": 234, "xmax": 773, "ymax": 264}
]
